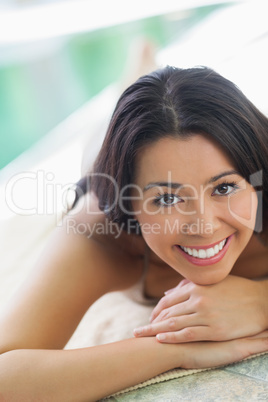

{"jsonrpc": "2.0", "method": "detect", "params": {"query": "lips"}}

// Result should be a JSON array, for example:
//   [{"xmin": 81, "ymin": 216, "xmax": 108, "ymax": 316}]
[
  {"xmin": 175, "ymin": 235, "xmax": 233, "ymax": 266},
  {"xmin": 180, "ymin": 238, "xmax": 227, "ymax": 259}
]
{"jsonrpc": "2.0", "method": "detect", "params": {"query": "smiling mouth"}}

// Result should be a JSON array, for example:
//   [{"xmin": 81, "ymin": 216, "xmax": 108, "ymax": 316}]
[{"xmin": 179, "ymin": 238, "xmax": 228, "ymax": 259}]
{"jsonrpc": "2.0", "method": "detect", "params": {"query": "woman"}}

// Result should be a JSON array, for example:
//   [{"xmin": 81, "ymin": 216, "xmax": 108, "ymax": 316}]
[{"xmin": 0, "ymin": 66, "xmax": 267, "ymax": 401}]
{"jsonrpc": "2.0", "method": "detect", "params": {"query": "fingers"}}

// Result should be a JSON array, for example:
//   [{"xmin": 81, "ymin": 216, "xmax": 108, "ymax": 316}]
[
  {"xmin": 150, "ymin": 286, "xmax": 190, "ymax": 323},
  {"xmin": 133, "ymin": 321, "xmax": 212, "ymax": 343},
  {"xmin": 164, "ymin": 279, "xmax": 191, "ymax": 295},
  {"xmin": 133, "ymin": 315, "xmax": 212, "ymax": 343},
  {"xmin": 156, "ymin": 326, "xmax": 213, "ymax": 343},
  {"xmin": 152, "ymin": 299, "xmax": 194, "ymax": 324},
  {"xmin": 134, "ymin": 314, "xmax": 197, "ymax": 337}
]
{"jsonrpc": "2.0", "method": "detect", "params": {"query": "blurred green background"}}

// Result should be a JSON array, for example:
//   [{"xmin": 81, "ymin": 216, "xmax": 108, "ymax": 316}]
[{"xmin": 0, "ymin": 4, "xmax": 224, "ymax": 169}]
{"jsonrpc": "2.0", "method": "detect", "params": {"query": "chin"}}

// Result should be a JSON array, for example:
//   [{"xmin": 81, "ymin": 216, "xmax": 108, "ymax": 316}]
[{"xmin": 187, "ymin": 270, "xmax": 231, "ymax": 286}]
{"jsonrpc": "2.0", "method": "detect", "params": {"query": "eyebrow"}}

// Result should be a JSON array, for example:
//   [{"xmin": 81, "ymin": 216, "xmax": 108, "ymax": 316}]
[
  {"xmin": 208, "ymin": 170, "xmax": 240, "ymax": 183},
  {"xmin": 143, "ymin": 170, "xmax": 240, "ymax": 192}
]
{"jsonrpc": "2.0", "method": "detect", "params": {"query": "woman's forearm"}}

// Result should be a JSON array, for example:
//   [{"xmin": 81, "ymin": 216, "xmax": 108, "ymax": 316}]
[
  {"xmin": 1, "ymin": 333, "xmax": 268, "ymax": 401},
  {"xmin": 0, "ymin": 331, "xmax": 268, "ymax": 402},
  {"xmin": 0, "ymin": 337, "xmax": 178, "ymax": 401}
]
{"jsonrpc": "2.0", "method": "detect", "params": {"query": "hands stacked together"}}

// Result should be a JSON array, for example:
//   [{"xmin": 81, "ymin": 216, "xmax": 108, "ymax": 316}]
[{"xmin": 134, "ymin": 275, "xmax": 268, "ymax": 369}]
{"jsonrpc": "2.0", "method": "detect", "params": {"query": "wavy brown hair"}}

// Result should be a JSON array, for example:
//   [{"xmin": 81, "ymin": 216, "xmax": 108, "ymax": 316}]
[{"xmin": 77, "ymin": 66, "xmax": 268, "ymax": 241}]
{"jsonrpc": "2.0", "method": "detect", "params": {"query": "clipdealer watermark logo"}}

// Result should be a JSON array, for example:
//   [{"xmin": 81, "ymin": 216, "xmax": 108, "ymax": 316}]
[
  {"xmin": 65, "ymin": 217, "xmax": 214, "ymax": 239},
  {"xmin": 4, "ymin": 169, "xmax": 263, "ymax": 235},
  {"xmin": 5, "ymin": 170, "xmax": 73, "ymax": 222}
]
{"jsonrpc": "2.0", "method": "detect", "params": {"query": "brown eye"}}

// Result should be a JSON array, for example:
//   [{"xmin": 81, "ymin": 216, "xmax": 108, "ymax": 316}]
[
  {"xmin": 217, "ymin": 184, "xmax": 229, "ymax": 194},
  {"xmin": 153, "ymin": 193, "xmax": 182, "ymax": 207},
  {"xmin": 212, "ymin": 182, "xmax": 239, "ymax": 196},
  {"xmin": 163, "ymin": 194, "xmax": 176, "ymax": 204}
]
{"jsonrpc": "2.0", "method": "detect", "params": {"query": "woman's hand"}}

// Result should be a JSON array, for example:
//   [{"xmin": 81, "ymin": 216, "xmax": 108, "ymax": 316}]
[
  {"xmin": 133, "ymin": 275, "xmax": 268, "ymax": 343},
  {"xmin": 176, "ymin": 331, "xmax": 268, "ymax": 369}
]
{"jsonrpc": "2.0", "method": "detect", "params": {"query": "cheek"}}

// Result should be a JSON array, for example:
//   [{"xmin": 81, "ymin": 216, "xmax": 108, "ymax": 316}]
[
  {"xmin": 138, "ymin": 211, "xmax": 184, "ymax": 261},
  {"xmin": 227, "ymin": 191, "xmax": 258, "ymax": 230},
  {"xmin": 137, "ymin": 210, "xmax": 171, "ymax": 247},
  {"xmin": 138, "ymin": 213, "xmax": 167, "ymax": 239},
  {"xmin": 140, "ymin": 226, "xmax": 172, "ymax": 263}
]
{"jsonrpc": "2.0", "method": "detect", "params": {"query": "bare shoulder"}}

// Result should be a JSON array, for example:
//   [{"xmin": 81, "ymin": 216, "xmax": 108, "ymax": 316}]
[
  {"xmin": 0, "ymin": 192, "xmax": 143, "ymax": 353},
  {"xmin": 63, "ymin": 192, "xmax": 144, "ymax": 286}
]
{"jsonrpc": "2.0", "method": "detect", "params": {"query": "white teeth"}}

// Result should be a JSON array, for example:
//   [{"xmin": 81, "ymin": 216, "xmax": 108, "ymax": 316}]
[
  {"xmin": 219, "ymin": 240, "xmax": 225, "ymax": 251},
  {"xmin": 206, "ymin": 247, "xmax": 215, "ymax": 258},
  {"xmin": 192, "ymin": 249, "xmax": 198, "ymax": 257},
  {"xmin": 198, "ymin": 249, "xmax": 206, "ymax": 259},
  {"xmin": 180, "ymin": 238, "xmax": 227, "ymax": 259},
  {"xmin": 186, "ymin": 247, "xmax": 193, "ymax": 256}
]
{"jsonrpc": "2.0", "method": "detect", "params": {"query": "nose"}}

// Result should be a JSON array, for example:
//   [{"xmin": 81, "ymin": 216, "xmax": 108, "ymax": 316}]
[{"xmin": 181, "ymin": 198, "xmax": 221, "ymax": 237}]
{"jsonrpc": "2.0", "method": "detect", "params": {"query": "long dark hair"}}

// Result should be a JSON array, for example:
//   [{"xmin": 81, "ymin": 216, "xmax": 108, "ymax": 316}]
[{"xmin": 78, "ymin": 66, "xmax": 268, "ymax": 240}]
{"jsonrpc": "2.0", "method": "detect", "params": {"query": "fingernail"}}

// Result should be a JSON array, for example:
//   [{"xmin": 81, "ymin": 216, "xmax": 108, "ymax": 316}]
[
  {"xmin": 164, "ymin": 287, "xmax": 176, "ymax": 295},
  {"xmin": 133, "ymin": 327, "xmax": 143, "ymax": 336},
  {"xmin": 157, "ymin": 333, "xmax": 166, "ymax": 341}
]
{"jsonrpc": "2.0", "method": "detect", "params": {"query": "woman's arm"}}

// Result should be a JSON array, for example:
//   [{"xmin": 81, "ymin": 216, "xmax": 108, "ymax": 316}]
[
  {"xmin": 1, "ymin": 334, "xmax": 268, "ymax": 401},
  {"xmin": 0, "ymin": 337, "xmax": 174, "ymax": 401}
]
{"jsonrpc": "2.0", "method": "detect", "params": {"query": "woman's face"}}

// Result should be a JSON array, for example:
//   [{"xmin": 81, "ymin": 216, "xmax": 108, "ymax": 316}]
[{"xmin": 132, "ymin": 134, "xmax": 258, "ymax": 285}]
